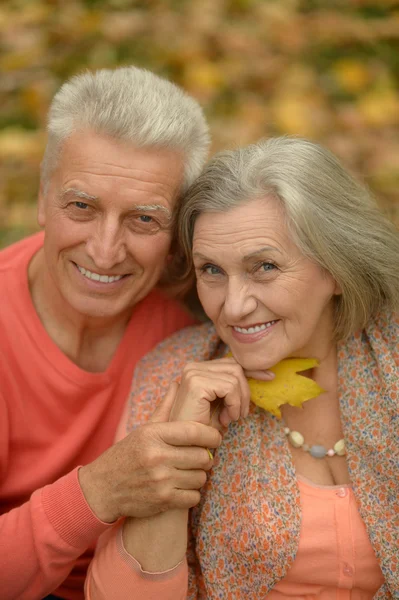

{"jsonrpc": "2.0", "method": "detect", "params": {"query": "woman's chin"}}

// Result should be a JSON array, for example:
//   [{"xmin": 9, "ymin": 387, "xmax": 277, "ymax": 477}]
[{"xmin": 229, "ymin": 348, "xmax": 280, "ymax": 373}]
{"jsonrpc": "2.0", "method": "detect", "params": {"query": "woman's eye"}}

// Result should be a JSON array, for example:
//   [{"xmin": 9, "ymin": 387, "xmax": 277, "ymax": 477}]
[
  {"xmin": 74, "ymin": 201, "xmax": 89, "ymax": 210},
  {"xmin": 139, "ymin": 215, "xmax": 153, "ymax": 223},
  {"xmin": 202, "ymin": 264, "xmax": 221, "ymax": 276},
  {"xmin": 260, "ymin": 262, "xmax": 276, "ymax": 272}
]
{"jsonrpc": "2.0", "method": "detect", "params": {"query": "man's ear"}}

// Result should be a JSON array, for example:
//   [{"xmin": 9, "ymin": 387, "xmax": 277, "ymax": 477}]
[{"xmin": 37, "ymin": 177, "xmax": 46, "ymax": 227}]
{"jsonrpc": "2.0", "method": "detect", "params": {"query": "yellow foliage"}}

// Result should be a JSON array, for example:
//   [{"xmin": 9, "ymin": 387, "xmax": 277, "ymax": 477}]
[
  {"xmin": 248, "ymin": 358, "xmax": 324, "ymax": 418},
  {"xmin": 183, "ymin": 61, "xmax": 225, "ymax": 93},
  {"xmin": 271, "ymin": 96, "xmax": 319, "ymax": 137},
  {"xmin": 0, "ymin": 128, "xmax": 45, "ymax": 160},
  {"xmin": 332, "ymin": 59, "xmax": 371, "ymax": 94},
  {"xmin": 0, "ymin": 0, "xmax": 398, "ymax": 242},
  {"xmin": 357, "ymin": 88, "xmax": 399, "ymax": 126}
]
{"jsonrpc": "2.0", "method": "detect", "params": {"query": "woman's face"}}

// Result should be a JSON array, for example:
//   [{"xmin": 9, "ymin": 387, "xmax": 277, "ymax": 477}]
[{"xmin": 192, "ymin": 196, "xmax": 340, "ymax": 371}]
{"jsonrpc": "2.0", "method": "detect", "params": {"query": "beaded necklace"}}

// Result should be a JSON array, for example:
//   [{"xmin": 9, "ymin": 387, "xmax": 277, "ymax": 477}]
[{"xmin": 283, "ymin": 426, "xmax": 346, "ymax": 458}]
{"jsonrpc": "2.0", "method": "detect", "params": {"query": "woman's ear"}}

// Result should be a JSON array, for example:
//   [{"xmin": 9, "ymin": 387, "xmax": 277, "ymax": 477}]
[{"xmin": 333, "ymin": 280, "xmax": 342, "ymax": 295}]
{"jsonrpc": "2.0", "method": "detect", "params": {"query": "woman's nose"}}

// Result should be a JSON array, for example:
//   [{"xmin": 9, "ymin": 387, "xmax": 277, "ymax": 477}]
[{"xmin": 223, "ymin": 277, "xmax": 257, "ymax": 322}]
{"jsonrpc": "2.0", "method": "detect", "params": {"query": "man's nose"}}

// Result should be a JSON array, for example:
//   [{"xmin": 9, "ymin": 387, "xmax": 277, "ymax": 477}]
[
  {"xmin": 223, "ymin": 277, "xmax": 257, "ymax": 322},
  {"xmin": 85, "ymin": 219, "xmax": 127, "ymax": 270}
]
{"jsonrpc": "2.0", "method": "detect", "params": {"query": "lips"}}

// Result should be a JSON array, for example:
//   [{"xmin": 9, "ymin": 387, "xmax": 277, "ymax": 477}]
[
  {"xmin": 74, "ymin": 262, "xmax": 127, "ymax": 284},
  {"xmin": 233, "ymin": 320, "xmax": 278, "ymax": 334}
]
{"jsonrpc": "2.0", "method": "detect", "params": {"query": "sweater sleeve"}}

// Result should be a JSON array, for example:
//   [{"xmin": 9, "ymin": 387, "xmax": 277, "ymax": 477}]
[
  {"xmin": 85, "ymin": 522, "xmax": 188, "ymax": 600},
  {"xmin": 0, "ymin": 466, "xmax": 112, "ymax": 600}
]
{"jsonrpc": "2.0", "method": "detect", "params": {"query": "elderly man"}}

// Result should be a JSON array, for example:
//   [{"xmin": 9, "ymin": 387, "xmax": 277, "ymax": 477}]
[{"xmin": 0, "ymin": 67, "xmax": 220, "ymax": 600}]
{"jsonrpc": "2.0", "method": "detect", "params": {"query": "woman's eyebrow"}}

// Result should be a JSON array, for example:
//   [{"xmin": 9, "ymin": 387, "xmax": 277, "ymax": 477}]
[
  {"xmin": 193, "ymin": 246, "xmax": 281, "ymax": 262},
  {"xmin": 243, "ymin": 246, "xmax": 281, "ymax": 260}
]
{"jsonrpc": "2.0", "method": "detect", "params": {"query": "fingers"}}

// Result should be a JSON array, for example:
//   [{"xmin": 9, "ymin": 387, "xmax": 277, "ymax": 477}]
[
  {"xmin": 171, "ymin": 445, "xmax": 214, "ymax": 471},
  {"xmin": 178, "ymin": 360, "xmax": 250, "ymax": 426},
  {"xmin": 175, "ymin": 468, "xmax": 208, "ymax": 490},
  {"xmin": 169, "ymin": 489, "xmax": 202, "ymax": 510},
  {"xmin": 150, "ymin": 381, "xmax": 180, "ymax": 423},
  {"xmin": 160, "ymin": 420, "xmax": 222, "ymax": 452}
]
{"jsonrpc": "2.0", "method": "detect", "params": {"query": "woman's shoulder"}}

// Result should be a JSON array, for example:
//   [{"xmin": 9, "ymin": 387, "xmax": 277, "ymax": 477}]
[
  {"xmin": 139, "ymin": 321, "xmax": 221, "ymax": 370},
  {"xmin": 368, "ymin": 307, "xmax": 399, "ymax": 359}
]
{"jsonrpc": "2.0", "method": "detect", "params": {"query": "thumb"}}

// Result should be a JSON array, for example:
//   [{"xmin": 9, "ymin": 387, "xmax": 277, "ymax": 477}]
[{"xmin": 150, "ymin": 381, "xmax": 180, "ymax": 423}]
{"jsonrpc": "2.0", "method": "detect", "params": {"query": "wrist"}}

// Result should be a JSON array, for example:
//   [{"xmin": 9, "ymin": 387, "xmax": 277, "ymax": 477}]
[
  {"xmin": 78, "ymin": 464, "xmax": 118, "ymax": 524},
  {"xmin": 123, "ymin": 509, "xmax": 189, "ymax": 571}
]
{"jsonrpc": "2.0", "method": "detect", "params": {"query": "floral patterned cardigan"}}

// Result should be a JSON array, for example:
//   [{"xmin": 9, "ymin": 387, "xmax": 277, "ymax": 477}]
[{"xmin": 90, "ymin": 309, "xmax": 399, "ymax": 599}]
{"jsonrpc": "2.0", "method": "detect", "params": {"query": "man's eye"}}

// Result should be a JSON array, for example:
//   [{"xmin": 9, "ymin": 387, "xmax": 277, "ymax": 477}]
[
  {"xmin": 138, "ymin": 215, "xmax": 153, "ymax": 223},
  {"xmin": 74, "ymin": 201, "xmax": 89, "ymax": 210}
]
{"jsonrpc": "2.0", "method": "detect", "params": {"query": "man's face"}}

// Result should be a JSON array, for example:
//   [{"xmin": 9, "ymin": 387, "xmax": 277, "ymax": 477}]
[{"xmin": 38, "ymin": 130, "xmax": 184, "ymax": 320}]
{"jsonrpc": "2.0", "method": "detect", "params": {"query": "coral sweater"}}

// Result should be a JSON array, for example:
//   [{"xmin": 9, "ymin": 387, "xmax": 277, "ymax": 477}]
[{"xmin": 0, "ymin": 233, "xmax": 195, "ymax": 600}]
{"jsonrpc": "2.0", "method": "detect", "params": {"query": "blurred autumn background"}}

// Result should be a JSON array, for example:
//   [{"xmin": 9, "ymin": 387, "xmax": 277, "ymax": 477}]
[{"xmin": 1, "ymin": 0, "xmax": 399, "ymax": 247}]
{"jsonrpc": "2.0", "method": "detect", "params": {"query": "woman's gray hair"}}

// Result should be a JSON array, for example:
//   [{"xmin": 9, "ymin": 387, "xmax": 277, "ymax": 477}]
[
  {"xmin": 41, "ymin": 66, "xmax": 210, "ymax": 193},
  {"xmin": 178, "ymin": 136, "xmax": 399, "ymax": 339}
]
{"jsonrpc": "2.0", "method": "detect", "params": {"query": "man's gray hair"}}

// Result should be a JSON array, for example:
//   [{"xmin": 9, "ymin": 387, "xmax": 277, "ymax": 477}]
[
  {"xmin": 178, "ymin": 136, "xmax": 399, "ymax": 339},
  {"xmin": 41, "ymin": 66, "xmax": 210, "ymax": 192}
]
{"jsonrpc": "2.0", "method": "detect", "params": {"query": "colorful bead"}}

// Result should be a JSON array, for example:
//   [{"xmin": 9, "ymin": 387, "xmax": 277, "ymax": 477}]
[
  {"xmin": 334, "ymin": 439, "xmax": 346, "ymax": 456},
  {"xmin": 327, "ymin": 449, "xmax": 335, "ymax": 457},
  {"xmin": 288, "ymin": 431, "xmax": 304, "ymax": 448},
  {"xmin": 309, "ymin": 445, "xmax": 327, "ymax": 458}
]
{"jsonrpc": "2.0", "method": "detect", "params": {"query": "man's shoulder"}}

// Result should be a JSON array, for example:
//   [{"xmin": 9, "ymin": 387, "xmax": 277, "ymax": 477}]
[
  {"xmin": 141, "ymin": 287, "xmax": 193, "ymax": 316},
  {"xmin": 0, "ymin": 232, "xmax": 44, "ymax": 274}
]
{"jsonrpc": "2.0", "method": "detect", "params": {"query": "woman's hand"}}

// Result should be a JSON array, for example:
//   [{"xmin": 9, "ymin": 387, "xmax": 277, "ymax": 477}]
[{"xmin": 169, "ymin": 356, "xmax": 274, "ymax": 430}]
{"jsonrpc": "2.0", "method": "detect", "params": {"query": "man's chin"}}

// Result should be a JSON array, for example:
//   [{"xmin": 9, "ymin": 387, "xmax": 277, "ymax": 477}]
[{"xmin": 65, "ymin": 294, "xmax": 132, "ymax": 321}]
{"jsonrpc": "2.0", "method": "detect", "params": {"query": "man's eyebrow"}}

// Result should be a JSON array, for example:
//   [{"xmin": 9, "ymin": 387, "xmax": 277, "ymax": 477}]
[
  {"xmin": 133, "ymin": 204, "xmax": 172, "ymax": 218},
  {"xmin": 59, "ymin": 192, "xmax": 172, "ymax": 218},
  {"xmin": 60, "ymin": 188, "xmax": 99, "ymax": 202}
]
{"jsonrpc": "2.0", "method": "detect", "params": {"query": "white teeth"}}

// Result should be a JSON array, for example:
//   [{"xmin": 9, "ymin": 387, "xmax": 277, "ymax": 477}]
[
  {"xmin": 77, "ymin": 265, "xmax": 123, "ymax": 283},
  {"xmin": 234, "ymin": 321, "xmax": 276, "ymax": 334}
]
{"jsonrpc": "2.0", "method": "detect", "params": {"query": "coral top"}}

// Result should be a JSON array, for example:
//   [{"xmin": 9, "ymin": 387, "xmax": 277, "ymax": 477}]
[
  {"xmin": 0, "ymin": 233, "xmax": 196, "ymax": 600},
  {"xmin": 269, "ymin": 476, "xmax": 384, "ymax": 598},
  {"xmin": 87, "ymin": 475, "xmax": 384, "ymax": 599}
]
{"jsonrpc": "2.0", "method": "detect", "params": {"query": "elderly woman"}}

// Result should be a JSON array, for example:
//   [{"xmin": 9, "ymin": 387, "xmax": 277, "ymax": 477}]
[{"xmin": 86, "ymin": 137, "xmax": 399, "ymax": 599}]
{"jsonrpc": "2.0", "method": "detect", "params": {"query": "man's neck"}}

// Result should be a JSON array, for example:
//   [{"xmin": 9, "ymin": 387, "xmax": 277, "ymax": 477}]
[{"xmin": 28, "ymin": 248, "xmax": 132, "ymax": 372}]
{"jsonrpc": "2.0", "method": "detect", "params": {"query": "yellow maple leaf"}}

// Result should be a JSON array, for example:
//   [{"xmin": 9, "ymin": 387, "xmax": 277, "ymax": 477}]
[{"xmin": 248, "ymin": 357, "xmax": 324, "ymax": 418}]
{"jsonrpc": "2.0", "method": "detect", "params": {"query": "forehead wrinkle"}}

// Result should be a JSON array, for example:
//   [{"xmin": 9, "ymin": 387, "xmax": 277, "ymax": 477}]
[
  {"xmin": 67, "ymin": 169, "xmax": 180, "ymax": 204},
  {"xmin": 194, "ymin": 219, "xmax": 288, "ymax": 258},
  {"xmin": 243, "ymin": 246, "xmax": 282, "ymax": 260},
  {"xmin": 78, "ymin": 162, "xmax": 181, "ymax": 186}
]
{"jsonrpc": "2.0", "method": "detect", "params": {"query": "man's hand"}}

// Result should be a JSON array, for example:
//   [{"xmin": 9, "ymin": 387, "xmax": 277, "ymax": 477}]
[{"xmin": 78, "ymin": 384, "xmax": 221, "ymax": 523}]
